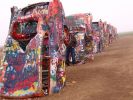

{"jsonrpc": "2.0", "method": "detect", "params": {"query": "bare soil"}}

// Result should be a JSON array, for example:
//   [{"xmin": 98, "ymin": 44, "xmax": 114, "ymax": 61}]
[{"xmin": 1, "ymin": 34, "xmax": 133, "ymax": 100}]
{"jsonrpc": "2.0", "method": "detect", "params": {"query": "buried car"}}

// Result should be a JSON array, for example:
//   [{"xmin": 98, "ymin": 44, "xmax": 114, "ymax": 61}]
[
  {"xmin": 0, "ymin": 0, "xmax": 66, "ymax": 98},
  {"xmin": 65, "ymin": 13, "xmax": 94, "ymax": 64}
]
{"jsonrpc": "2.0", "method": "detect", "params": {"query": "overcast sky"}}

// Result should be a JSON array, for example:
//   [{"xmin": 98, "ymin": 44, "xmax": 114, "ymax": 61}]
[{"xmin": 0, "ymin": 0, "xmax": 133, "ymax": 46}]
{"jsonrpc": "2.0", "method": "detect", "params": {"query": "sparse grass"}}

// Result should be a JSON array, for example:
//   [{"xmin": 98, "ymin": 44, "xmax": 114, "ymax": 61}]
[{"xmin": 118, "ymin": 31, "xmax": 133, "ymax": 36}]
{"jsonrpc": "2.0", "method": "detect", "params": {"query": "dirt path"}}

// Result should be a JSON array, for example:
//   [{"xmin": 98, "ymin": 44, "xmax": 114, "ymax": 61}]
[
  {"xmin": 1, "ymin": 34, "xmax": 133, "ymax": 100},
  {"xmin": 41, "ymin": 34, "xmax": 133, "ymax": 100}
]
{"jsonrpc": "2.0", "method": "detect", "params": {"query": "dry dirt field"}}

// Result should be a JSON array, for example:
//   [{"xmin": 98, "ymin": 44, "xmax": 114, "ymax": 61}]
[{"xmin": 1, "ymin": 33, "xmax": 133, "ymax": 100}]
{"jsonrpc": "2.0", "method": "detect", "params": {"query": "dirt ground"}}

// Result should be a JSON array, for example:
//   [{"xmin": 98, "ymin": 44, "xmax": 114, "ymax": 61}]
[{"xmin": 1, "ymin": 33, "xmax": 133, "ymax": 100}]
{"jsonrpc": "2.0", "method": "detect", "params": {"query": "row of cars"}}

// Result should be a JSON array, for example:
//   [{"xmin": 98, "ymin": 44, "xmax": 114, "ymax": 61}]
[
  {"xmin": 65, "ymin": 14, "xmax": 117, "ymax": 64},
  {"xmin": 0, "ymin": 0, "xmax": 117, "ymax": 98}
]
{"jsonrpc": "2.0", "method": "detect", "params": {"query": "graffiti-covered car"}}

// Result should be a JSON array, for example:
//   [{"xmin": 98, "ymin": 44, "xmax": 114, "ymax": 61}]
[
  {"xmin": 107, "ymin": 24, "xmax": 118, "ymax": 44},
  {"xmin": 92, "ymin": 20, "xmax": 104, "ymax": 53},
  {"xmin": 0, "ymin": 0, "xmax": 66, "ymax": 98},
  {"xmin": 65, "ymin": 13, "xmax": 94, "ymax": 64}
]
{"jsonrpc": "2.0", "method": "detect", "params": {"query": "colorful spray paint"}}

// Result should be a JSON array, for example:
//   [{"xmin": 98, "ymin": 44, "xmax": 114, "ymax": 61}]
[
  {"xmin": 0, "ymin": 0, "xmax": 66, "ymax": 98},
  {"xmin": 65, "ymin": 13, "xmax": 94, "ymax": 63}
]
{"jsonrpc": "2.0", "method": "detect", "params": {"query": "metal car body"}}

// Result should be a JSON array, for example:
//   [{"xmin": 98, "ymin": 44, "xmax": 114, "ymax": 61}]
[{"xmin": 0, "ymin": 0, "xmax": 66, "ymax": 98}]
